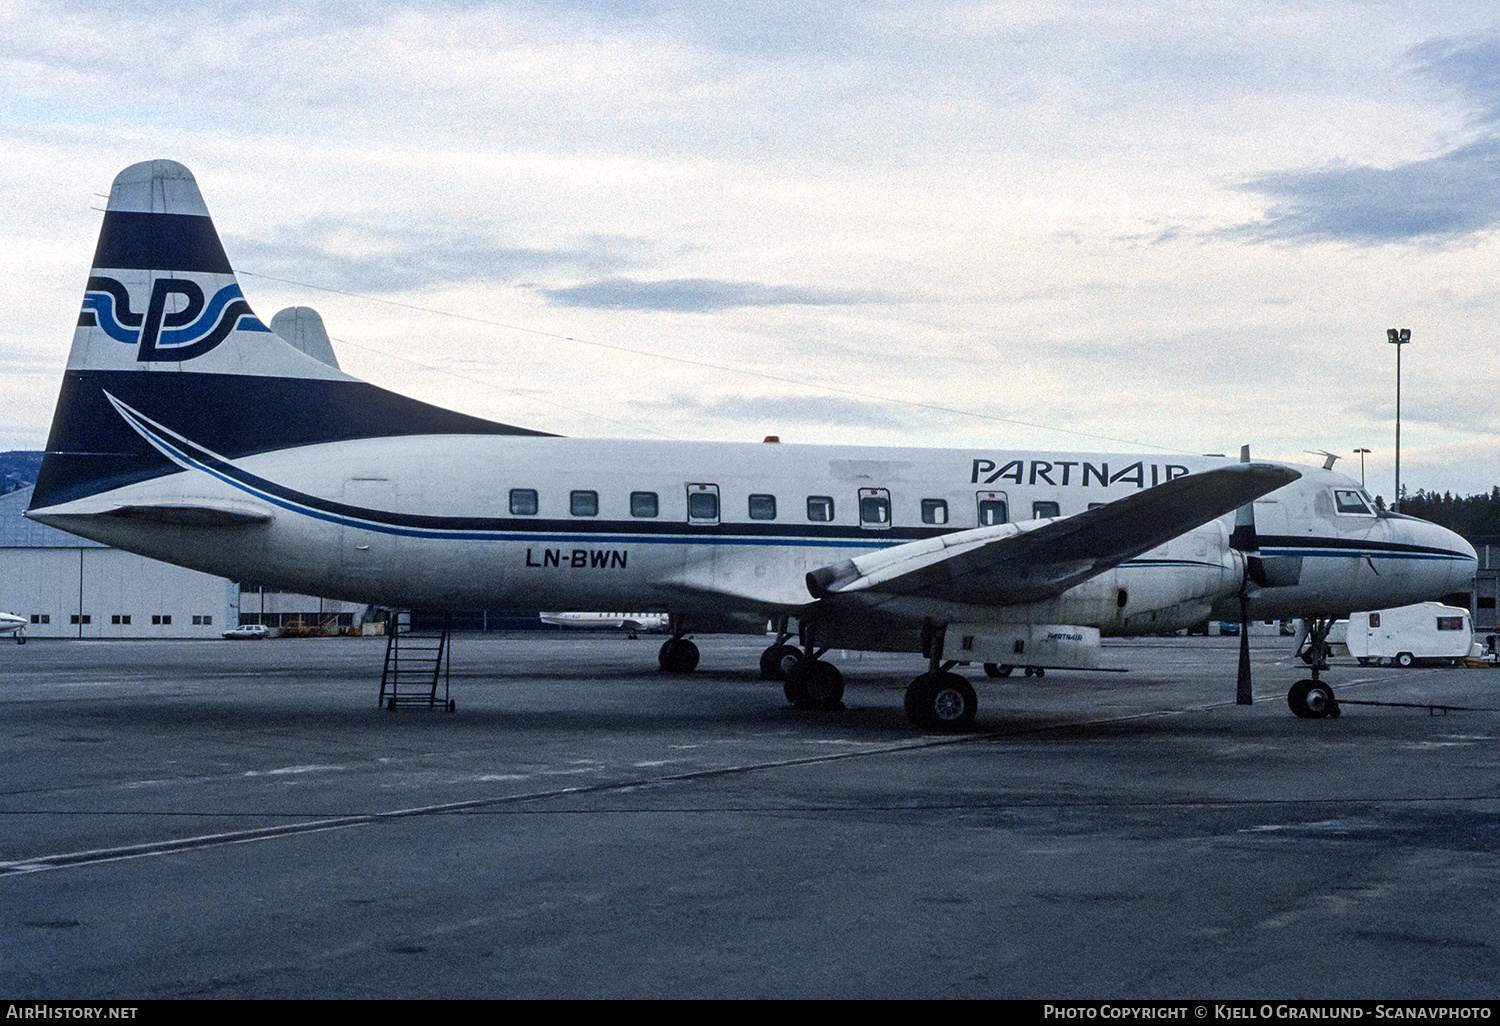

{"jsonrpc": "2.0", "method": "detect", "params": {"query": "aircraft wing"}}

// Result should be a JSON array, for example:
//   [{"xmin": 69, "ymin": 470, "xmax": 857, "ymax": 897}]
[{"xmin": 806, "ymin": 463, "xmax": 1299, "ymax": 606}]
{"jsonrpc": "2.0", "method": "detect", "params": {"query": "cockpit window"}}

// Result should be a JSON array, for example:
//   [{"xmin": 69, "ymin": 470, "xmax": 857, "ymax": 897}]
[{"xmin": 1334, "ymin": 489, "xmax": 1373, "ymax": 515}]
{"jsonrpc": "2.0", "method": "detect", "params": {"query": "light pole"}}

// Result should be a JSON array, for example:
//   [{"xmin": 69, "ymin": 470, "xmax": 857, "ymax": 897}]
[
  {"xmin": 1387, "ymin": 328, "xmax": 1410, "ymax": 511},
  {"xmin": 1353, "ymin": 448, "xmax": 1371, "ymax": 488}
]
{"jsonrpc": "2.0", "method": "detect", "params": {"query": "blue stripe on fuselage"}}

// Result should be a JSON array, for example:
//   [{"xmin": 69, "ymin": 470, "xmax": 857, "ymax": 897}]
[
  {"xmin": 106, "ymin": 406, "xmax": 1484, "ymax": 566},
  {"xmin": 85, "ymin": 393, "xmax": 1480, "ymax": 566}
]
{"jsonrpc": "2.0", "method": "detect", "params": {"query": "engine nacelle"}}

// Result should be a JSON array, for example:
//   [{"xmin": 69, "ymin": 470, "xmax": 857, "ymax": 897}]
[{"xmin": 1035, "ymin": 522, "xmax": 1246, "ymax": 636}]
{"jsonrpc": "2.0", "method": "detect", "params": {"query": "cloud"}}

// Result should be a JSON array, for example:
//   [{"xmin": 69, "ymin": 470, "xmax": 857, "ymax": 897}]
[
  {"xmin": 227, "ymin": 220, "xmax": 643, "ymax": 293},
  {"xmin": 1230, "ymin": 34, "xmax": 1500, "ymax": 245},
  {"xmin": 1231, "ymin": 137, "xmax": 1500, "ymax": 244},
  {"xmin": 539, "ymin": 277, "xmax": 878, "ymax": 312},
  {"xmin": 1410, "ymin": 35, "xmax": 1500, "ymax": 127},
  {"xmin": 632, "ymin": 391, "xmax": 910, "ymax": 430}
]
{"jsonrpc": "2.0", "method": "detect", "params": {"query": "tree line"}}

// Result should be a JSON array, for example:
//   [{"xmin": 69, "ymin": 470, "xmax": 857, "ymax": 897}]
[{"xmin": 1391, "ymin": 487, "xmax": 1500, "ymax": 539}]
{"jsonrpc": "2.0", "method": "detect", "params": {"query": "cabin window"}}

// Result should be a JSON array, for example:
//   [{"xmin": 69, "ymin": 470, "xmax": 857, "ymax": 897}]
[
  {"xmin": 687, "ymin": 484, "xmax": 720, "ymax": 524},
  {"xmin": 1437, "ymin": 616, "xmax": 1465, "ymax": 631},
  {"xmin": 631, "ymin": 491, "xmax": 659, "ymax": 518},
  {"xmin": 1032, "ymin": 501, "xmax": 1060, "ymax": 519},
  {"xmin": 510, "ymin": 489, "xmax": 538, "ymax": 516},
  {"xmin": 748, "ymin": 494, "xmax": 777, "ymax": 520},
  {"xmin": 1369, "ymin": 613, "xmax": 1381, "ymax": 628},
  {"xmin": 1334, "ymin": 490, "xmax": 1373, "ymax": 515},
  {"xmin": 807, "ymin": 496, "xmax": 835, "ymax": 522},
  {"xmin": 570, "ymin": 490, "xmax": 598, "ymax": 517},
  {"xmin": 921, "ymin": 499, "xmax": 948, "ymax": 525},
  {"xmin": 978, "ymin": 496, "xmax": 1008, "ymax": 526},
  {"xmin": 859, "ymin": 489, "xmax": 891, "ymax": 529}
]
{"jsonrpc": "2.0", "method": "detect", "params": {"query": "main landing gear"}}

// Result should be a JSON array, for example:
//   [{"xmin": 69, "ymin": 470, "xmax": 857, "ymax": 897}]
[
  {"xmin": 759, "ymin": 624, "xmax": 844, "ymax": 710},
  {"xmin": 657, "ymin": 613, "xmax": 699, "ymax": 674},
  {"xmin": 904, "ymin": 670, "xmax": 977, "ymax": 732},
  {"xmin": 904, "ymin": 622, "xmax": 978, "ymax": 732},
  {"xmin": 1287, "ymin": 617, "xmax": 1341, "ymax": 719}
]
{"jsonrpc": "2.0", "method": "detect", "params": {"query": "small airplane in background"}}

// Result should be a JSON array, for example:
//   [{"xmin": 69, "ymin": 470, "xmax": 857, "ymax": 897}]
[
  {"xmin": 540, "ymin": 612, "xmax": 670, "ymax": 635},
  {"xmin": 0, "ymin": 612, "xmax": 26, "ymax": 644},
  {"xmin": 24, "ymin": 160, "xmax": 1477, "ymax": 729}
]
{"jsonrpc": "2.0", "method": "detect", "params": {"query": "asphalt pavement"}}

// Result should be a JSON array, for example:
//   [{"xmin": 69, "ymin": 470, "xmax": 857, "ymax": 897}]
[{"xmin": 2, "ymin": 632, "xmax": 1496, "ymax": 999}]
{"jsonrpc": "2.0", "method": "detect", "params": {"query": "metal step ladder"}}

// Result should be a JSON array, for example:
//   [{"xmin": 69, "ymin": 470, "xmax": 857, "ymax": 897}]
[{"xmin": 378, "ymin": 611, "xmax": 454, "ymax": 711}]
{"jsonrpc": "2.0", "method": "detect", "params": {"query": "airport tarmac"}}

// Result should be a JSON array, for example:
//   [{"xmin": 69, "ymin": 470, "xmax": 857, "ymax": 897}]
[{"xmin": 2, "ymin": 632, "xmax": 1497, "ymax": 999}]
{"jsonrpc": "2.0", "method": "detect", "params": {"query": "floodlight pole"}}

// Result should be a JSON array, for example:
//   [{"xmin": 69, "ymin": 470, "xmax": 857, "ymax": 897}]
[
  {"xmin": 1387, "ymin": 329, "xmax": 1410, "ymax": 511},
  {"xmin": 1353, "ymin": 448, "xmax": 1370, "ymax": 488}
]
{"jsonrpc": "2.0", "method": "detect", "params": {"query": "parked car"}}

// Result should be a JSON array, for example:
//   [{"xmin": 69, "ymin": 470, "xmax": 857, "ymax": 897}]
[{"xmin": 222, "ymin": 624, "xmax": 270, "ymax": 639}]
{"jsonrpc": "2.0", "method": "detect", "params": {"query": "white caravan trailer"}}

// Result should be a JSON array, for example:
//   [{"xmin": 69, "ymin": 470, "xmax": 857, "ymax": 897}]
[{"xmin": 1343, "ymin": 602, "xmax": 1474, "ymax": 667}]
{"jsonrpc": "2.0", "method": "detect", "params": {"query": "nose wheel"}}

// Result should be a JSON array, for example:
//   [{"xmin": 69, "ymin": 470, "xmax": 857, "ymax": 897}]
[
  {"xmin": 1286, "ymin": 618, "xmax": 1340, "ymax": 718},
  {"xmin": 1287, "ymin": 678, "xmax": 1340, "ymax": 719}
]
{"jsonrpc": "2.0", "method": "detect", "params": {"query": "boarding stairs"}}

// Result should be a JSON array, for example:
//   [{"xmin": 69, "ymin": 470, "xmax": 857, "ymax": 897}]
[{"xmin": 378, "ymin": 611, "xmax": 454, "ymax": 711}]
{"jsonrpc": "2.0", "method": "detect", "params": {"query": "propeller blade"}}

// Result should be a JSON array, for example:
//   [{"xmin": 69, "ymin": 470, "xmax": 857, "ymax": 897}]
[
  {"xmin": 1233, "ymin": 445, "xmax": 1255, "ymax": 704},
  {"xmin": 1238, "ymin": 593, "xmax": 1253, "ymax": 705}
]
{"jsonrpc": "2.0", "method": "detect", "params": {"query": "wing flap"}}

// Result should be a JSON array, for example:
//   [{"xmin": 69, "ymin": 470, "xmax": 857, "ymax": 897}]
[{"xmin": 807, "ymin": 463, "xmax": 1300, "ymax": 606}]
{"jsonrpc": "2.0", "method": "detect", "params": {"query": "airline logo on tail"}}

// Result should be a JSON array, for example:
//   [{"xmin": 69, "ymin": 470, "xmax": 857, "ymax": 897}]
[{"xmin": 79, "ymin": 274, "xmax": 271, "ymax": 362}]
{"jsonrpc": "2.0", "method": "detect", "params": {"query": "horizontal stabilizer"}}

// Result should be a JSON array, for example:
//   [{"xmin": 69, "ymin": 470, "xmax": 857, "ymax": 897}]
[
  {"xmin": 103, "ymin": 503, "xmax": 272, "ymax": 527},
  {"xmin": 28, "ymin": 502, "xmax": 271, "ymax": 529},
  {"xmin": 270, "ymin": 307, "xmax": 340, "ymax": 369},
  {"xmin": 807, "ymin": 463, "xmax": 1300, "ymax": 606}
]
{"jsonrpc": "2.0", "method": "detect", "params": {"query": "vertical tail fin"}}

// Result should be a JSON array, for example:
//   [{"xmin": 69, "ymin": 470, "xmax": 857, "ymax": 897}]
[{"xmin": 29, "ymin": 161, "xmax": 545, "ymax": 513}]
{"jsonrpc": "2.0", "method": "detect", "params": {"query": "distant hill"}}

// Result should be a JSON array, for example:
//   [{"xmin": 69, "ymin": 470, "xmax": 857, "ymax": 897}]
[{"xmin": 0, "ymin": 451, "xmax": 44, "ymax": 495}]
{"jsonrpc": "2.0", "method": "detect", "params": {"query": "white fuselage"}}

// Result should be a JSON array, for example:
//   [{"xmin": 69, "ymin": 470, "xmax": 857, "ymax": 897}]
[{"xmin": 38, "ymin": 434, "xmax": 1477, "ymax": 650}]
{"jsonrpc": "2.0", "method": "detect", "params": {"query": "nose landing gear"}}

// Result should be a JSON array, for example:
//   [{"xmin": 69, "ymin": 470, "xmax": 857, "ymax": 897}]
[{"xmin": 1287, "ymin": 618, "xmax": 1340, "ymax": 719}]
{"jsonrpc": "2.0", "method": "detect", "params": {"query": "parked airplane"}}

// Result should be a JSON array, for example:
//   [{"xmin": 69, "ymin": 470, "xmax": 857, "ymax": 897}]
[
  {"xmin": 25, "ymin": 160, "xmax": 1478, "ymax": 728},
  {"xmin": 0, "ymin": 612, "xmax": 25, "ymax": 644},
  {"xmin": 539, "ymin": 612, "xmax": 670, "ymax": 634}
]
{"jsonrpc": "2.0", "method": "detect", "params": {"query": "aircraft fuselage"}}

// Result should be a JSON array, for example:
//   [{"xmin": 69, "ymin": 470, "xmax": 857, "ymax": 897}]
[{"xmin": 35, "ymin": 432, "xmax": 1475, "ymax": 649}]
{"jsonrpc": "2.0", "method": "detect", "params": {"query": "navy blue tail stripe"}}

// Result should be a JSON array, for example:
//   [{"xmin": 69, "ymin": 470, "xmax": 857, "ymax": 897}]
[
  {"xmin": 31, "ymin": 370, "xmax": 553, "ymax": 509},
  {"xmin": 91, "ymin": 211, "xmax": 232, "ymax": 273}
]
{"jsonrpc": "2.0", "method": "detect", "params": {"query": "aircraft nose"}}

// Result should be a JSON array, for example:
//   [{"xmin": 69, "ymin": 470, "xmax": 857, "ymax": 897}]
[{"xmin": 1411, "ymin": 518, "xmax": 1478, "ymax": 596}]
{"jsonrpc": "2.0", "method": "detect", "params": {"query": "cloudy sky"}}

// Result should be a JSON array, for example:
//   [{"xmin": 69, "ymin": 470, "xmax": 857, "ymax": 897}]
[{"xmin": 3, "ymin": 1, "xmax": 1499, "ymax": 500}]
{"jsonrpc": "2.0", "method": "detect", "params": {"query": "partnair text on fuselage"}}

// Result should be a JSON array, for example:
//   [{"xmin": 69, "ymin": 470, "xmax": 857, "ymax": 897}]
[{"xmin": 972, "ymin": 458, "xmax": 1193, "ymax": 488}]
